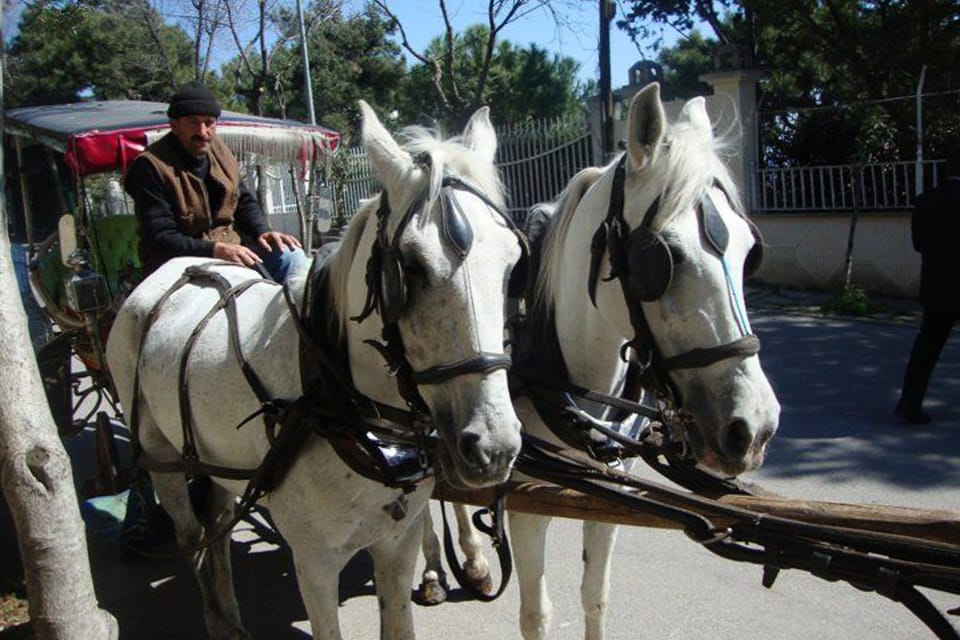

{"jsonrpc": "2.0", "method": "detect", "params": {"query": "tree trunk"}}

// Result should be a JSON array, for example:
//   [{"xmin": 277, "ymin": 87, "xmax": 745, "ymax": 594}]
[
  {"xmin": 0, "ymin": 241, "xmax": 119, "ymax": 640},
  {"xmin": 1, "ymin": 19, "xmax": 118, "ymax": 635}
]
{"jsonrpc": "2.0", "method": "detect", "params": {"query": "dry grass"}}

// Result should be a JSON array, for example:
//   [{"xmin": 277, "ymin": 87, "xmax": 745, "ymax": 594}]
[{"xmin": 0, "ymin": 577, "xmax": 31, "ymax": 639}]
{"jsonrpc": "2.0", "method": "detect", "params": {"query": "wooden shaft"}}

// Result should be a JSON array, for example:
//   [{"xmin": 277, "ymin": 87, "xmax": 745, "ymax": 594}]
[{"xmin": 433, "ymin": 481, "xmax": 960, "ymax": 547}]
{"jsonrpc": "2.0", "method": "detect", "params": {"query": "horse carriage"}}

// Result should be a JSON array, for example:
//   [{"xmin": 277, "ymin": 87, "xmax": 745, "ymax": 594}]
[
  {"xmin": 5, "ymin": 100, "xmax": 338, "ymax": 494},
  {"xmin": 5, "ymin": 86, "xmax": 960, "ymax": 640}
]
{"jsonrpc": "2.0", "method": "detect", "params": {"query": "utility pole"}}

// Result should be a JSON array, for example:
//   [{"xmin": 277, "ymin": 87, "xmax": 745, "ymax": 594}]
[
  {"xmin": 599, "ymin": 0, "xmax": 616, "ymax": 161},
  {"xmin": 296, "ymin": 0, "xmax": 316, "ymax": 125}
]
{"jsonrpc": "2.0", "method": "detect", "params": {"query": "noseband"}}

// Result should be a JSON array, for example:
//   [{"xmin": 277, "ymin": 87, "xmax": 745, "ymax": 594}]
[
  {"xmin": 588, "ymin": 154, "xmax": 761, "ymax": 404},
  {"xmin": 355, "ymin": 162, "xmax": 529, "ymax": 392}
]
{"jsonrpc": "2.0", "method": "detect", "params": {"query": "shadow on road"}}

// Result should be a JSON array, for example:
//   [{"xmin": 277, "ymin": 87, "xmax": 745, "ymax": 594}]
[{"xmin": 751, "ymin": 313, "xmax": 960, "ymax": 493}]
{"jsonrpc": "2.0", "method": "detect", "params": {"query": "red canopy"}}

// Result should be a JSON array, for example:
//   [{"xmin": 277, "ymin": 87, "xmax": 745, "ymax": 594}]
[{"xmin": 5, "ymin": 100, "xmax": 340, "ymax": 177}]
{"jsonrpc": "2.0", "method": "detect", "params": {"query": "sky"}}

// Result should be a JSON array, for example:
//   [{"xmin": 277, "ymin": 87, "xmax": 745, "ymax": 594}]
[
  {"xmin": 353, "ymin": 0, "xmax": 678, "ymax": 88},
  {"xmin": 1, "ymin": 0, "xmax": 680, "ymax": 90}
]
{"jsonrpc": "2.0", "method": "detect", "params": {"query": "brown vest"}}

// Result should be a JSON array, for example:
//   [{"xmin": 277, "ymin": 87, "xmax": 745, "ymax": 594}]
[{"xmin": 136, "ymin": 134, "xmax": 243, "ymax": 246}]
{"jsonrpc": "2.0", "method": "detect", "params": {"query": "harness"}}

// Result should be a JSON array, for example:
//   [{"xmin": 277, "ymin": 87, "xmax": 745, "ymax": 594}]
[
  {"xmin": 586, "ymin": 154, "xmax": 761, "ymax": 405},
  {"xmin": 512, "ymin": 154, "xmax": 765, "ymax": 462},
  {"xmin": 127, "ymin": 164, "xmax": 525, "ymax": 551},
  {"xmin": 128, "ymin": 263, "xmax": 318, "ymax": 548}
]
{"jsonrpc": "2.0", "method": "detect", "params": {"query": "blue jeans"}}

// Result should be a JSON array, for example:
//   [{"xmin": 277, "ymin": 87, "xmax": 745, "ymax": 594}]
[{"xmin": 258, "ymin": 246, "xmax": 309, "ymax": 282}]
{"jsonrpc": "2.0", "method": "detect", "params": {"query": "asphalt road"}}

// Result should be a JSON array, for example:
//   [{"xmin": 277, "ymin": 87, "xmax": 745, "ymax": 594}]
[{"xmin": 61, "ymin": 307, "xmax": 960, "ymax": 638}]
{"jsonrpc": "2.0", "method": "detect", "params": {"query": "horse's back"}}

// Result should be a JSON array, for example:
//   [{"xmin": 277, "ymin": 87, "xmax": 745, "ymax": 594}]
[
  {"xmin": 108, "ymin": 258, "xmax": 259, "ymax": 386},
  {"xmin": 107, "ymin": 257, "xmax": 300, "ymax": 470}
]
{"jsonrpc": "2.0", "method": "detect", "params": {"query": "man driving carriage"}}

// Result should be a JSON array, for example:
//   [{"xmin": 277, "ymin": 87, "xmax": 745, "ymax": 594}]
[{"xmin": 123, "ymin": 80, "xmax": 307, "ymax": 281}]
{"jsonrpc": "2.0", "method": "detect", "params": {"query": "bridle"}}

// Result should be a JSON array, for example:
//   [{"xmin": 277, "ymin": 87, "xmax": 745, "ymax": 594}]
[
  {"xmin": 587, "ymin": 153, "xmax": 762, "ymax": 406},
  {"xmin": 353, "ymin": 155, "xmax": 530, "ymax": 400}
]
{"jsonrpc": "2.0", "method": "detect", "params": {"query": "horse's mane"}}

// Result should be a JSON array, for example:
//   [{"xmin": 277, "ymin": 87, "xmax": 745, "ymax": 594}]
[
  {"xmin": 533, "ymin": 166, "xmax": 603, "ymax": 315},
  {"xmin": 535, "ymin": 117, "xmax": 741, "ymax": 316},
  {"xmin": 326, "ymin": 124, "xmax": 505, "ymax": 338},
  {"xmin": 650, "ymin": 119, "xmax": 742, "ymax": 231}
]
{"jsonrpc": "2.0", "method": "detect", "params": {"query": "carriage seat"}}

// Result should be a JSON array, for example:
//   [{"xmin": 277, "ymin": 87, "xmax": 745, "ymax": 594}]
[{"xmin": 91, "ymin": 215, "xmax": 142, "ymax": 297}]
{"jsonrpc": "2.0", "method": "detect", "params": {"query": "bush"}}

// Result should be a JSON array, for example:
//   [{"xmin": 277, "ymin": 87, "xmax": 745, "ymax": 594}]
[{"xmin": 821, "ymin": 284, "xmax": 875, "ymax": 316}]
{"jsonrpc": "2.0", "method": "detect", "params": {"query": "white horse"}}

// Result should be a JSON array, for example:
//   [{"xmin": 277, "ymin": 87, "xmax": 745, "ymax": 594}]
[
  {"xmin": 105, "ymin": 100, "xmax": 524, "ymax": 640},
  {"xmin": 419, "ymin": 82, "xmax": 781, "ymax": 639}
]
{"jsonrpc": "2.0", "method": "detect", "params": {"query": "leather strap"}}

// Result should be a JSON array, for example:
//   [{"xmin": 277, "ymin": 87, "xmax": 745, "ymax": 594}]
[{"xmin": 441, "ymin": 487, "xmax": 512, "ymax": 601}]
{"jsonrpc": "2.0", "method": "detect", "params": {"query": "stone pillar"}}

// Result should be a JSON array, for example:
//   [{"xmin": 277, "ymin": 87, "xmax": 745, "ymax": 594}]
[{"xmin": 699, "ymin": 69, "xmax": 764, "ymax": 212}]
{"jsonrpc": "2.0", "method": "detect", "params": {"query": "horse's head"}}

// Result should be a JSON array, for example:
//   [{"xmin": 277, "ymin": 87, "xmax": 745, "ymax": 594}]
[
  {"xmin": 598, "ymin": 83, "xmax": 779, "ymax": 476},
  {"xmin": 334, "ymin": 101, "xmax": 523, "ymax": 489}
]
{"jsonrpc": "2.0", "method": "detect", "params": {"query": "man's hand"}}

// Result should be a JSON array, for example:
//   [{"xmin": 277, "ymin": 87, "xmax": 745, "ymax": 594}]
[
  {"xmin": 257, "ymin": 230, "xmax": 302, "ymax": 254},
  {"xmin": 213, "ymin": 242, "xmax": 262, "ymax": 267}
]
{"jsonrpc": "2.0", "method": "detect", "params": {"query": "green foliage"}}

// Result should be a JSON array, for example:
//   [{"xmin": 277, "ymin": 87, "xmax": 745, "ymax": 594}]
[
  {"xmin": 619, "ymin": 0, "xmax": 960, "ymax": 166},
  {"xmin": 6, "ymin": 0, "xmax": 195, "ymax": 107},
  {"xmin": 258, "ymin": 2, "xmax": 406, "ymax": 140},
  {"xmin": 821, "ymin": 284, "xmax": 875, "ymax": 317},
  {"xmin": 654, "ymin": 30, "xmax": 713, "ymax": 100},
  {"xmin": 396, "ymin": 24, "xmax": 586, "ymax": 131}
]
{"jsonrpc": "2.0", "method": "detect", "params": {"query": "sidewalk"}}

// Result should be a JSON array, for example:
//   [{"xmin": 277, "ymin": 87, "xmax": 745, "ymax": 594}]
[{"xmin": 746, "ymin": 282, "xmax": 922, "ymax": 324}]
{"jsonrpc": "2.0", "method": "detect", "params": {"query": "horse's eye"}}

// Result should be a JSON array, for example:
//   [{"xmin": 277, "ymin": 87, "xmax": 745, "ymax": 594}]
[
  {"xmin": 402, "ymin": 254, "xmax": 427, "ymax": 281},
  {"xmin": 669, "ymin": 243, "xmax": 686, "ymax": 265}
]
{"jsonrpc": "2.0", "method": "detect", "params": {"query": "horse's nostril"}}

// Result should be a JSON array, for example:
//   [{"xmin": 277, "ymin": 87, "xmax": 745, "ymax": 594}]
[
  {"xmin": 458, "ymin": 432, "xmax": 488, "ymax": 467},
  {"xmin": 757, "ymin": 424, "xmax": 774, "ymax": 449},
  {"xmin": 723, "ymin": 418, "xmax": 752, "ymax": 459}
]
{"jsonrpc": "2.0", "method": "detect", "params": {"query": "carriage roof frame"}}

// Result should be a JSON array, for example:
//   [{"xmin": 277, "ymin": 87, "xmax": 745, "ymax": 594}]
[{"xmin": 4, "ymin": 99, "xmax": 341, "ymax": 178}]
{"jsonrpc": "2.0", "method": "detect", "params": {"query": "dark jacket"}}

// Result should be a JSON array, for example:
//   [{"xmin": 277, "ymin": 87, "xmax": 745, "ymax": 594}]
[
  {"xmin": 912, "ymin": 176, "xmax": 960, "ymax": 312},
  {"xmin": 123, "ymin": 133, "xmax": 270, "ymax": 275}
]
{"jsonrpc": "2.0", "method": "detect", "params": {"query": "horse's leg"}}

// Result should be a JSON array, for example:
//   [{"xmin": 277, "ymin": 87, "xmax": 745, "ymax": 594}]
[
  {"xmin": 138, "ymin": 399, "xmax": 249, "ymax": 640},
  {"xmin": 418, "ymin": 502, "xmax": 492, "ymax": 603},
  {"xmin": 416, "ymin": 507, "xmax": 449, "ymax": 605},
  {"xmin": 269, "ymin": 482, "xmax": 349, "ymax": 640},
  {"xmin": 368, "ymin": 511, "xmax": 424, "ymax": 640},
  {"xmin": 510, "ymin": 512, "xmax": 554, "ymax": 640},
  {"xmin": 452, "ymin": 502, "xmax": 492, "ymax": 595},
  {"xmin": 284, "ymin": 541, "xmax": 349, "ymax": 640},
  {"xmin": 581, "ymin": 521, "xmax": 620, "ymax": 640},
  {"xmin": 150, "ymin": 471, "xmax": 249, "ymax": 640}
]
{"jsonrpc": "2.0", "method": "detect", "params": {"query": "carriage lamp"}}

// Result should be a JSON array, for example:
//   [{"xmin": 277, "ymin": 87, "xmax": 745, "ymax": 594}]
[
  {"xmin": 63, "ymin": 250, "xmax": 110, "ymax": 314},
  {"xmin": 64, "ymin": 269, "xmax": 110, "ymax": 314}
]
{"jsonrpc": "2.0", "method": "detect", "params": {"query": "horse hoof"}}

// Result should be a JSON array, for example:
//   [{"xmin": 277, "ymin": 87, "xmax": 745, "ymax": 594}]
[
  {"xmin": 463, "ymin": 562, "xmax": 493, "ymax": 595},
  {"xmin": 414, "ymin": 578, "xmax": 448, "ymax": 606},
  {"xmin": 467, "ymin": 572, "xmax": 493, "ymax": 596}
]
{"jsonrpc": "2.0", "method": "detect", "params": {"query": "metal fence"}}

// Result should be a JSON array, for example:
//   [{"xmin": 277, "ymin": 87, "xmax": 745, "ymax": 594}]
[
  {"xmin": 754, "ymin": 160, "xmax": 945, "ymax": 213},
  {"xmin": 494, "ymin": 114, "xmax": 594, "ymax": 222},
  {"xmin": 330, "ymin": 114, "xmax": 595, "ymax": 224}
]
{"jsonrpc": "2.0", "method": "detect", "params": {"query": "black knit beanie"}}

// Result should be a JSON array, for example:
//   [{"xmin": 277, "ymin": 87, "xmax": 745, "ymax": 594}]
[{"xmin": 167, "ymin": 81, "xmax": 222, "ymax": 119}]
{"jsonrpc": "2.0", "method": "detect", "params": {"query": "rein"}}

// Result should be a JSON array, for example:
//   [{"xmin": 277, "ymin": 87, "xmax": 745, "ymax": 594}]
[{"xmin": 514, "ymin": 433, "xmax": 960, "ymax": 640}]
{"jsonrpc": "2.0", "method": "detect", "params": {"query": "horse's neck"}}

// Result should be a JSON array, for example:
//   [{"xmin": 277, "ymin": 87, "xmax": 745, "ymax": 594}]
[
  {"xmin": 548, "ymin": 175, "xmax": 631, "ymax": 396},
  {"xmin": 329, "ymin": 228, "xmax": 408, "ymax": 411}
]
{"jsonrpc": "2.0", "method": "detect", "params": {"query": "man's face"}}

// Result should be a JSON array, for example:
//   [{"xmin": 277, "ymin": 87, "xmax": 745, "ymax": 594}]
[{"xmin": 170, "ymin": 114, "xmax": 218, "ymax": 157}]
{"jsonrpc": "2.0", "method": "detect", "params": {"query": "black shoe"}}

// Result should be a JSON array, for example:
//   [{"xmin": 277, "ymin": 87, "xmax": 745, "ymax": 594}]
[{"xmin": 894, "ymin": 400, "xmax": 931, "ymax": 425}]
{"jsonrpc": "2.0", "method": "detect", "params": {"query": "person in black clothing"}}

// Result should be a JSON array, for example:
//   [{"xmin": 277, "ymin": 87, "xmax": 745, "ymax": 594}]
[
  {"xmin": 895, "ymin": 145, "xmax": 960, "ymax": 425},
  {"xmin": 124, "ymin": 80, "xmax": 306, "ymax": 280}
]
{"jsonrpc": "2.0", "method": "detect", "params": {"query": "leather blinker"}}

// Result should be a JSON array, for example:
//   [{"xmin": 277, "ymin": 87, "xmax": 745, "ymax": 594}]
[
  {"xmin": 440, "ymin": 187, "xmax": 474, "ymax": 259},
  {"xmin": 626, "ymin": 225, "xmax": 674, "ymax": 302}
]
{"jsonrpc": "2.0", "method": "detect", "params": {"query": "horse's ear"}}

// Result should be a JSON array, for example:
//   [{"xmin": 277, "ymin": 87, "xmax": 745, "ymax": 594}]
[
  {"xmin": 462, "ymin": 106, "xmax": 497, "ymax": 165},
  {"xmin": 359, "ymin": 100, "xmax": 412, "ymax": 190},
  {"xmin": 626, "ymin": 82, "xmax": 665, "ymax": 170},
  {"xmin": 679, "ymin": 96, "xmax": 713, "ymax": 140}
]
